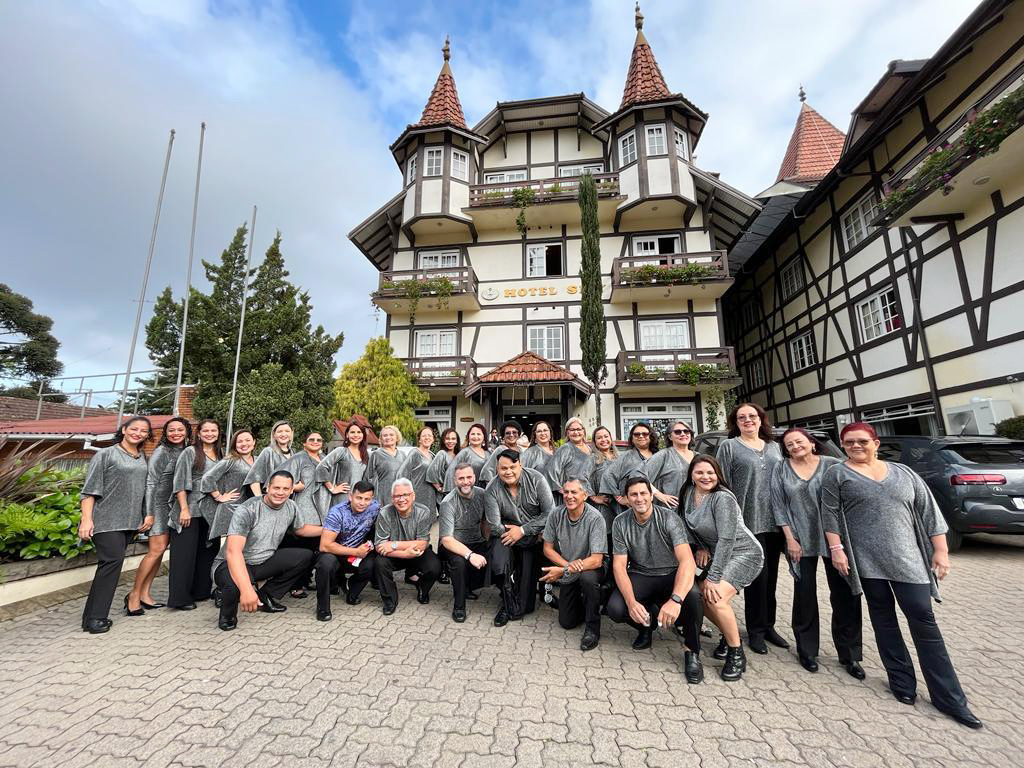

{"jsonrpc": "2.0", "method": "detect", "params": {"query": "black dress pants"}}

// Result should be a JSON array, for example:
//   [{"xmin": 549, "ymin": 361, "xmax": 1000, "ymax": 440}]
[
  {"xmin": 861, "ymin": 578, "xmax": 969, "ymax": 714},
  {"xmin": 745, "ymin": 530, "xmax": 784, "ymax": 641},
  {"xmin": 792, "ymin": 556, "xmax": 863, "ymax": 662},
  {"xmin": 488, "ymin": 536, "xmax": 545, "ymax": 616},
  {"xmin": 374, "ymin": 549, "xmax": 442, "ymax": 608},
  {"xmin": 282, "ymin": 532, "xmax": 318, "ymax": 590},
  {"xmin": 557, "ymin": 569, "xmax": 604, "ymax": 635},
  {"xmin": 214, "ymin": 548, "xmax": 314, "ymax": 621},
  {"xmin": 314, "ymin": 550, "xmax": 377, "ymax": 611},
  {"xmin": 442, "ymin": 541, "xmax": 489, "ymax": 611},
  {"xmin": 606, "ymin": 572, "xmax": 704, "ymax": 652},
  {"xmin": 168, "ymin": 518, "xmax": 217, "ymax": 607},
  {"xmin": 82, "ymin": 530, "xmax": 133, "ymax": 623}
]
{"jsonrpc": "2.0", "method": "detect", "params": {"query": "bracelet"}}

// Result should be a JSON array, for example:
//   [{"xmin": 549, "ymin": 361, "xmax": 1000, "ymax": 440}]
[
  {"xmin": 829, "ymin": 544, "xmax": 844, "ymax": 551},
  {"xmin": 464, "ymin": 551, "xmax": 473, "ymax": 561}
]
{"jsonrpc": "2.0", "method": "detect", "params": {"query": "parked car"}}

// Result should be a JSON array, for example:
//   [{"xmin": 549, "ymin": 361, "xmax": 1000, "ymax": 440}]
[
  {"xmin": 877, "ymin": 435, "xmax": 1024, "ymax": 551},
  {"xmin": 693, "ymin": 428, "xmax": 844, "ymax": 459}
]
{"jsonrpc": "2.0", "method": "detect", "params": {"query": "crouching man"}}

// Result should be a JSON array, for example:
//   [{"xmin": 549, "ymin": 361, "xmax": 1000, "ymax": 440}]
[
  {"xmin": 439, "ymin": 463, "xmax": 489, "ymax": 623},
  {"xmin": 374, "ymin": 478, "xmax": 441, "ymax": 615},
  {"xmin": 540, "ymin": 477, "xmax": 607, "ymax": 651},
  {"xmin": 213, "ymin": 470, "xmax": 323, "ymax": 631},
  {"xmin": 313, "ymin": 480, "xmax": 380, "ymax": 621}
]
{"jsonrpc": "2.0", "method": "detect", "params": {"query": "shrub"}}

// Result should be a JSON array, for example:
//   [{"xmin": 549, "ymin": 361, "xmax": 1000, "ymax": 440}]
[
  {"xmin": 0, "ymin": 458, "xmax": 89, "ymax": 562},
  {"xmin": 995, "ymin": 416, "xmax": 1024, "ymax": 440}
]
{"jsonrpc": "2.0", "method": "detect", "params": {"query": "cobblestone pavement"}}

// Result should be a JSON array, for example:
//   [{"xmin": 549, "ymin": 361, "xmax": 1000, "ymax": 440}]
[{"xmin": 1, "ymin": 534, "xmax": 1022, "ymax": 768}]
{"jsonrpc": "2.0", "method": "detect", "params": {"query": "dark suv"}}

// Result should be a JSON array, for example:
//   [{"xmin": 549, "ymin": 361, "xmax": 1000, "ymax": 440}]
[
  {"xmin": 693, "ymin": 428, "xmax": 844, "ymax": 459},
  {"xmin": 877, "ymin": 435, "xmax": 1024, "ymax": 550}
]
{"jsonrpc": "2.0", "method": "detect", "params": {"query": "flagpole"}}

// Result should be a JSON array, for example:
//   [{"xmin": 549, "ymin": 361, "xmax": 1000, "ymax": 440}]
[
  {"xmin": 117, "ymin": 129, "xmax": 175, "ymax": 429},
  {"xmin": 173, "ymin": 122, "xmax": 206, "ymax": 416},
  {"xmin": 225, "ymin": 205, "xmax": 257, "ymax": 444}
]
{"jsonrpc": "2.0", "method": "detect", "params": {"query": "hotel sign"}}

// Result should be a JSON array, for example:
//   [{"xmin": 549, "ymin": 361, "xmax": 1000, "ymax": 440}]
[{"xmin": 480, "ymin": 280, "xmax": 581, "ymax": 302}]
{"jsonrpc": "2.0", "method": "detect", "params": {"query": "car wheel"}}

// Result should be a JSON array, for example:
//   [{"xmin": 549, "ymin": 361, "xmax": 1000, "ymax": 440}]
[{"xmin": 946, "ymin": 528, "xmax": 963, "ymax": 552}]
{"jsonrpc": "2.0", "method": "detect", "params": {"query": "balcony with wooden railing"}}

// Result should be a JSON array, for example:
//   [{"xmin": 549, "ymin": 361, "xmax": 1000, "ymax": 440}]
[
  {"xmin": 371, "ymin": 266, "xmax": 480, "ymax": 314},
  {"xmin": 465, "ymin": 173, "xmax": 622, "ymax": 230},
  {"xmin": 403, "ymin": 356, "xmax": 477, "ymax": 389},
  {"xmin": 610, "ymin": 251, "xmax": 731, "ymax": 302},
  {"xmin": 616, "ymin": 348, "xmax": 740, "ymax": 391}
]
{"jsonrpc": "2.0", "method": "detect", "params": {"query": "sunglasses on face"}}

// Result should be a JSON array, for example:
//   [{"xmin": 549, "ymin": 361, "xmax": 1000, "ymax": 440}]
[
  {"xmin": 737, "ymin": 415, "xmax": 759, "ymax": 422},
  {"xmin": 633, "ymin": 432, "xmax": 650, "ymax": 438},
  {"xmin": 672, "ymin": 429, "xmax": 692, "ymax": 436},
  {"xmin": 843, "ymin": 439, "xmax": 873, "ymax": 447}
]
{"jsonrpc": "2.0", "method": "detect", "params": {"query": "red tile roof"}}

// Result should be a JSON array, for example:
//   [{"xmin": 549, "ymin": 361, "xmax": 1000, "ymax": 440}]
[
  {"xmin": 332, "ymin": 415, "xmax": 380, "ymax": 446},
  {"xmin": 412, "ymin": 36, "xmax": 468, "ymax": 130},
  {"xmin": 0, "ymin": 414, "xmax": 178, "ymax": 437},
  {"xmin": 776, "ymin": 102, "xmax": 846, "ymax": 184},
  {"xmin": 0, "ymin": 396, "xmax": 110, "ymax": 423},
  {"xmin": 620, "ymin": 22, "xmax": 672, "ymax": 109},
  {"xmin": 477, "ymin": 352, "xmax": 580, "ymax": 384}
]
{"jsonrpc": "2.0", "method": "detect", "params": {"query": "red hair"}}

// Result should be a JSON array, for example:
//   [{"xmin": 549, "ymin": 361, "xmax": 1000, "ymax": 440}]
[{"xmin": 840, "ymin": 421, "xmax": 878, "ymax": 441}]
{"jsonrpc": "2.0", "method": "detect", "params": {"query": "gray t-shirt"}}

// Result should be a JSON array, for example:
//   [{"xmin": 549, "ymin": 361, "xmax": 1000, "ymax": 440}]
[
  {"xmin": 542, "ymin": 502, "xmax": 608, "ymax": 583},
  {"xmin": 82, "ymin": 445, "xmax": 149, "ymax": 534},
  {"xmin": 374, "ymin": 502, "xmax": 433, "ymax": 546},
  {"xmin": 438, "ymin": 487, "xmax": 487, "ymax": 544},
  {"xmin": 769, "ymin": 456, "xmax": 841, "ymax": 557},
  {"xmin": 484, "ymin": 466, "xmax": 556, "ymax": 538},
  {"xmin": 612, "ymin": 505, "xmax": 689, "ymax": 577},
  {"xmin": 716, "ymin": 437, "xmax": 784, "ymax": 534},
  {"xmin": 215, "ymin": 496, "xmax": 303, "ymax": 570}
]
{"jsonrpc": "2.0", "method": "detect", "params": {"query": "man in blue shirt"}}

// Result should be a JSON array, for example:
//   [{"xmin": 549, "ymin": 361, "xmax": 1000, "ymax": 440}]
[{"xmin": 313, "ymin": 480, "xmax": 380, "ymax": 622}]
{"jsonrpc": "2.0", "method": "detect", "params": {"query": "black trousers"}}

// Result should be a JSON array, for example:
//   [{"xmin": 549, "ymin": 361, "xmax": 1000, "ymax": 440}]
[
  {"xmin": 314, "ymin": 550, "xmax": 377, "ymax": 611},
  {"xmin": 607, "ymin": 571, "xmax": 704, "ymax": 652},
  {"xmin": 745, "ymin": 530, "xmax": 784, "ymax": 641},
  {"xmin": 861, "ymin": 578, "xmax": 969, "ymax": 713},
  {"xmin": 168, "ymin": 518, "xmax": 217, "ymax": 607},
  {"xmin": 558, "ymin": 569, "xmax": 604, "ymax": 635},
  {"xmin": 214, "ymin": 548, "xmax": 314, "ymax": 621},
  {"xmin": 488, "ymin": 536, "xmax": 545, "ymax": 616},
  {"xmin": 282, "ymin": 532, "xmax": 318, "ymax": 589},
  {"xmin": 374, "ymin": 548, "xmax": 442, "ymax": 608},
  {"xmin": 82, "ymin": 530, "xmax": 133, "ymax": 622},
  {"xmin": 442, "ymin": 541, "xmax": 489, "ymax": 611},
  {"xmin": 792, "ymin": 556, "xmax": 863, "ymax": 662}
]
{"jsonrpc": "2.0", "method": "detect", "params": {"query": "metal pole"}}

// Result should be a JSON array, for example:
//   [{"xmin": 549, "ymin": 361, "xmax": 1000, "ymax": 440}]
[
  {"xmin": 225, "ymin": 205, "xmax": 257, "ymax": 444},
  {"xmin": 35, "ymin": 379, "xmax": 44, "ymax": 420},
  {"xmin": 117, "ymin": 129, "xmax": 175, "ymax": 428},
  {"xmin": 173, "ymin": 122, "xmax": 206, "ymax": 415}
]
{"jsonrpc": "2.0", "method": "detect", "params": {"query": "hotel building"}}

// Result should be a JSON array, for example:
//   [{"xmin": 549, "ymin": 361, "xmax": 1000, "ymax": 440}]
[{"xmin": 349, "ymin": 8, "xmax": 759, "ymax": 439}]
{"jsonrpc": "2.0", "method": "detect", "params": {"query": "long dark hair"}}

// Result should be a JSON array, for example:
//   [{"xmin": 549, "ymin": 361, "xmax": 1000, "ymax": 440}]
[
  {"xmin": 439, "ymin": 427, "xmax": 459, "ymax": 456},
  {"xmin": 464, "ymin": 422, "xmax": 487, "ymax": 450},
  {"xmin": 679, "ymin": 453, "xmax": 732, "ymax": 499},
  {"xmin": 158, "ymin": 416, "xmax": 192, "ymax": 449},
  {"xmin": 228, "ymin": 429, "xmax": 255, "ymax": 460},
  {"xmin": 529, "ymin": 420, "xmax": 554, "ymax": 448},
  {"xmin": 113, "ymin": 416, "xmax": 152, "ymax": 445},
  {"xmin": 193, "ymin": 419, "xmax": 224, "ymax": 472},
  {"xmin": 628, "ymin": 421, "xmax": 659, "ymax": 453},
  {"xmin": 726, "ymin": 402, "xmax": 773, "ymax": 441},
  {"xmin": 343, "ymin": 422, "xmax": 369, "ymax": 464}
]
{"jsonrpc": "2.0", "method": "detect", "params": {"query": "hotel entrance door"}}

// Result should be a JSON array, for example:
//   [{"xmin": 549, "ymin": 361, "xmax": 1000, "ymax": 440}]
[{"xmin": 502, "ymin": 406, "xmax": 564, "ymax": 442}]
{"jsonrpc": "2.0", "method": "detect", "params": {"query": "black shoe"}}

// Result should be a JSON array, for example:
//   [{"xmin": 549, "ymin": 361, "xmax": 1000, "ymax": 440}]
[
  {"xmin": 438, "ymin": 571, "xmax": 451, "ymax": 585},
  {"xmin": 173, "ymin": 603, "xmax": 197, "ymax": 611},
  {"xmin": 258, "ymin": 590, "xmax": 287, "ymax": 613},
  {"xmin": 842, "ymin": 661, "xmax": 866, "ymax": 680},
  {"xmin": 452, "ymin": 608, "xmax": 467, "ymax": 623},
  {"xmin": 139, "ymin": 600, "xmax": 165, "ymax": 609},
  {"xmin": 712, "ymin": 635, "xmax": 728, "ymax": 660},
  {"xmin": 720, "ymin": 646, "xmax": 747, "ymax": 682},
  {"xmin": 345, "ymin": 595, "xmax": 362, "ymax": 606},
  {"xmin": 382, "ymin": 602, "xmax": 396, "ymax": 616},
  {"xmin": 289, "ymin": 588, "xmax": 308, "ymax": 599},
  {"xmin": 218, "ymin": 615, "xmax": 237, "ymax": 631},
  {"xmin": 330, "ymin": 585, "xmax": 341, "ymax": 596},
  {"xmin": 466, "ymin": 591, "xmax": 479, "ymax": 600},
  {"xmin": 416, "ymin": 585, "xmax": 430, "ymax": 605},
  {"xmin": 316, "ymin": 609, "xmax": 333, "ymax": 622},
  {"xmin": 83, "ymin": 618, "xmax": 112, "ymax": 634},
  {"xmin": 580, "ymin": 631, "xmax": 600, "ymax": 652},
  {"xmin": 632, "ymin": 627, "xmax": 653, "ymax": 650},
  {"xmin": 213, "ymin": 589, "xmax": 222, "ymax": 608},
  {"xmin": 799, "ymin": 655, "xmax": 819, "ymax": 673},
  {"xmin": 894, "ymin": 692, "xmax": 917, "ymax": 706},
  {"xmin": 748, "ymin": 636, "xmax": 768, "ymax": 654},
  {"xmin": 494, "ymin": 608, "xmax": 508, "ymax": 627},
  {"xmin": 765, "ymin": 628, "xmax": 790, "ymax": 649},
  {"xmin": 684, "ymin": 651, "xmax": 704, "ymax": 684},
  {"xmin": 123, "ymin": 595, "xmax": 144, "ymax": 617},
  {"xmin": 945, "ymin": 709, "xmax": 983, "ymax": 729}
]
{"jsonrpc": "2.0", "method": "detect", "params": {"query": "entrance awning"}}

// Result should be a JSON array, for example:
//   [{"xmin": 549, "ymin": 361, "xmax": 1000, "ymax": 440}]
[{"xmin": 464, "ymin": 351, "xmax": 591, "ymax": 398}]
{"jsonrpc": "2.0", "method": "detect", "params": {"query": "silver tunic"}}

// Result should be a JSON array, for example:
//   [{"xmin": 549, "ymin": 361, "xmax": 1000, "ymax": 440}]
[
  {"xmin": 201, "ymin": 457, "xmax": 255, "ymax": 539},
  {"xmin": 683, "ymin": 488, "xmax": 764, "ymax": 589},
  {"xmin": 484, "ymin": 466, "xmax": 555, "ymax": 538},
  {"xmin": 642, "ymin": 447, "xmax": 692, "ymax": 500},
  {"xmin": 144, "ymin": 444, "xmax": 182, "ymax": 536},
  {"xmin": 81, "ymin": 445, "xmax": 149, "ymax": 534},
  {"xmin": 546, "ymin": 441, "xmax": 594, "ymax": 493},
  {"xmin": 425, "ymin": 450, "xmax": 457, "ymax": 494},
  {"xmin": 769, "ymin": 456, "xmax": 842, "ymax": 558},
  {"xmin": 397, "ymin": 448, "xmax": 437, "ymax": 512},
  {"xmin": 244, "ymin": 446, "xmax": 293, "ymax": 490},
  {"xmin": 366, "ymin": 447, "xmax": 405, "ymax": 507},
  {"xmin": 520, "ymin": 444, "xmax": 555, "ymax": 476},
  {"xmin": 580, "ymin": 452, "xmax": 619, "ymax": 530},
  {"xmin": 715, "ymin": 437, "xmax": 784, "ymax": 535},
  {"xmin": 314, "ymin": 446, "xmax": 367, "ymax": 511},
  {"xmin": 282, "ymin": 452, "xmax": 324, "ymax": 526},
  {"xmin": 169, "ymin": 446, "xmax": 219, "ymax": 533},
  {"xmin": 599, "ymin": 449, "xmax": 652, "ymax": 500}
]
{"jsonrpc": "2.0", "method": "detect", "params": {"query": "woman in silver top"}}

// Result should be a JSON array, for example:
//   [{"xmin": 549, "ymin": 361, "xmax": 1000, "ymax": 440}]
[
  {"xmin": 644, "ymin": 420, "xmax": 696, "ymax": 509},
  {"xmin": 366, "ymin": 425, "xmax": 405, "ymax": 507},
  {"xmin": 447, "ymin": 423, "xmax": 490, "ymax": 489},
  {"xmin": 547, "ymin": 417, "xmax": 592, "ymax": 495},
  {"xmin": 316, "ymin": 421, "xmax": 368, "ymax": 513},
  {"xmin": 125, "ymin": 416, "xmax": 190, "ymax": 615},
  {"xmin": 601, "ymin": 422, "xmax": 657, "ymax": 512},
  {"xmin": 281, "ymin": 430, "xmax": 326, "ymax": 598},
  {"xmin": 427, "ymin": 427, "xmax": 460, "ymax": 496},
  {"xmin": 821, "ymin": 422, "xmax": 981, "ymax": 729},
  {"xmin": 770, "ymin": 427, "xmax": 861, "ymax": 677},
  {"xmin": 715, "ymin": 402, "xmax": 786, "ymax": 655},
  {"xmin": 246, "ymin": 420, "xmax": 294, "ymax": 497},
  {"xmin": 79, "ymin": 416, "xmax": 153, "ymax": 634},
  {"xmin": 398, "ymin": 426, "xmax": 439, "ymax": 513},
  {"xmin": 520, "ymin": 421, "xmax": 556, "ymax": 476},
  {"xmin": 203, "ymin": 429, "xmax": 256, "ymax": 539},
  {"xmin": 584, "ymin": 425, "xmax": 619, "ymax": 530}
]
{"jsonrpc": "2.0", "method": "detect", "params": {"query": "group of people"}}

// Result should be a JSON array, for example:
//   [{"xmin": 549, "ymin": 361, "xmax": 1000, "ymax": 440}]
[{"xmin": 75, "ymin": 405, "xmax": 982, "ymax": 729}]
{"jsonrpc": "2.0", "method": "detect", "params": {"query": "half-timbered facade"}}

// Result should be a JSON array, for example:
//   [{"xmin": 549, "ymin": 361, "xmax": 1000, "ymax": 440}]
[
  {"xmin": 350, "ymin": 9, "xmax": 758, "ymax": 439},
  {"xmin": 726, "ymin": 0, "xmax": 1024, "ymax": 437}
]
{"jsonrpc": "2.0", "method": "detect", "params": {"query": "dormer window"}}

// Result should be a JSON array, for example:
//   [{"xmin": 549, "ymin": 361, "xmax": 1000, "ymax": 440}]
[
  {"xmin": 646, "ymin": 125, "xmax": 667, "ymax": 156},
  {"xmin": 425, "ymin": 148, "xmax": 443, "ymax": 177},
  {"xmin": 406, "ymin": 155, "xmax": 417, "ymax": 184},
  {"xmin": 674, "ymin": 127, "xmax": 689, "ymax": 160},
  {"xmin": 619, "ymin": 132, "xmax": 637, "ymax": 166}
]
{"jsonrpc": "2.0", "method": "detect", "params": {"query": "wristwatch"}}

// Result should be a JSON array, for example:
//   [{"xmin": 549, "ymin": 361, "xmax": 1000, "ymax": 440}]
[
  {"xmin": 390, "ymin": 541, "xmax": 398, "ymax": 551},
  {"xmin": 464, "ymin": 551, "xmax": 473, "ymax": 561},
  {"xmin": 670, "ymin": 593, "xmax": 684, "ymax": 606}
]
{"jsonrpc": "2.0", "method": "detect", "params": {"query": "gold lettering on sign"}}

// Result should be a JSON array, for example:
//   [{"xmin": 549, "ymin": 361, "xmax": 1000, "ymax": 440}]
[
  {"xmin": 486, "ymin": 284, "xmax": 576, "ymax": 301},
  {"xmin": 518, "ymin": 288, "xmax": 527, "ymax": 296},
  {"xmin": 550, "ymin": 287, "xmax": 558, "ymax": 295},
  {"xmin": 504, "ymin": 289, "xmax": 516, "ymax": 297},
  {"xmin": 567, "ymin": 285, "xmax": 578, "ymax": 294}
]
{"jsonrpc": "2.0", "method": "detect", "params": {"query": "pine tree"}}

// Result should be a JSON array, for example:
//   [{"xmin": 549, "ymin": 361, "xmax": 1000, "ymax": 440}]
[
  {"xmin": 578, "ymin": 173, "xmax": 607, "ymax": 427},
  {"xmin": 0, "ymin": 283, "xmax": 62, "ymax": 383},
  {"xmin": 332, "ymin": 337, "xmax": 426, "ymax": 439}
]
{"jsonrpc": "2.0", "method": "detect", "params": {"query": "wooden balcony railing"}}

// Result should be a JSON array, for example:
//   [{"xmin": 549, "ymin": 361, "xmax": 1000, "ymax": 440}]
[
  {"xmin": 611, "ymin": 251, "xmax": 729, "ymax": 286},
  {"xmin": 617, "ymin": 348, "xmax": 739, "ymax": 385},
  {"xmin": 403, "ymin": 356, "xmax": 476, "ymax": 387},
  {"xmin": 469, "ymin": 172, "xmax": 620, "ymax": 207},
  {"xmin": 374, "ymin": 266, "xmax": 478, "ymax": 298}
]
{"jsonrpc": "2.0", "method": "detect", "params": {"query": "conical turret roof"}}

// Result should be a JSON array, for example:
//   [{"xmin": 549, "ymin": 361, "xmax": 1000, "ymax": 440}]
[
  {"xmin": 776, "ymin": 91, "xmax": 846, "ymax": 184},
  {"xmin": 412, "ymin": 35, "xmax": 468, "ymax": 130},
  {"xmin": 619, "ymin": 3, "xmax": 674, "ymax": 109}
]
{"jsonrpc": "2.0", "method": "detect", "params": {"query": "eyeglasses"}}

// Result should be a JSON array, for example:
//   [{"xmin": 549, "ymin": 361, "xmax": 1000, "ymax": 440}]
[
  {"xmin": 633, "ymin": 431, "xmax": 650, "ymax": 437},
  {"xmin": 842, "ymin": 439, "xmax": 873, "ymax": 447},
  {"xmin": 737, "ymin": 414, "xmax": 760, "ymax": 422},
  {"xmin": 503, "ymin": 431, "xmax": 519, "ymax": 437},
  {"xmin": 392, "ymin": 492, "xmax": 414, "ymax": 499},
  {"xmin": 672, "ymin": 429, "xmax": 692, "ymax": 436}
]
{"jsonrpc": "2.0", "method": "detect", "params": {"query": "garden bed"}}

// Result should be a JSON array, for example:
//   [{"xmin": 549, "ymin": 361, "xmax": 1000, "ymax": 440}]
[{"xmin": 1, "ymin": 541, "xmax": 148, "ymax": 584}]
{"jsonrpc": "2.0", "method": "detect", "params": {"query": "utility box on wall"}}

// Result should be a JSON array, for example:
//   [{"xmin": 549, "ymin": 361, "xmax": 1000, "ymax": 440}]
[{"xmin": 944, "ymin": 398, "xmax": 1015, "ymax": 435}]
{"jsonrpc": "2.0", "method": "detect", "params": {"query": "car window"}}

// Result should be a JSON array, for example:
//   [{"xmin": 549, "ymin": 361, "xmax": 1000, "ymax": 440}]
[
  {"xmin": 876, "ymin": 441, "xmax": 903, "ymax": 462},
  {"xmin": 943, "ymin": 443, "xmax": 1024, "ymax": 465}
]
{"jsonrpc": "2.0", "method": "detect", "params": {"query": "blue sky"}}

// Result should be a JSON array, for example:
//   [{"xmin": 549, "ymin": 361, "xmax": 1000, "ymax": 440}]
[{"xmin": 0, "ymin": 0, "xmax": 977, "ymax": 403}]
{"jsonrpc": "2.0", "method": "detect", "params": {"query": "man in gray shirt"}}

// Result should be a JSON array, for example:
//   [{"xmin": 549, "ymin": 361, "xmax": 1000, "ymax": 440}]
[
  {"xmin": 374, "ymin": 477, "xmax": 441, "ymax": 615},
  {"xmin": 484, "ymin": 449, "xmax": 555, "ymax": 626},
  {"xmin": 540, "ymin": 477, "xmax": 607, "ymax": 651},
  {"xmin": 213, "ymin": 470, "xmax": 323, "ymax": 631},
  {"xmin": 438, "ymin": 463, "xmax": 489, "ymax": 623},
  {"xmin": 607, "ymin": 476, "xmax": 706, "ymax": 684}
]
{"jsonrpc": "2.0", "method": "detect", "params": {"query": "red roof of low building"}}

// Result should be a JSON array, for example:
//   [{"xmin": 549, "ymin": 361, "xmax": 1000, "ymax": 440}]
[
  {"xmin": 412, "ymin": 36, "xmax": 468, "ymax": 130},
  {"xmin": 0, "ymin": 395, "xmax": 111, "ymax": 423},
  {"xmin": 477, "ymin": 352, "xmax": 579, "ymax": 384},
  {"xmin": 776, "ymin": 100, "xmax": 846, "ymax": 184},
  {"xmin": 332, "ymin": 414, "xmax": 380, "ymax": 446},
  {"xmin": 620, "ymin": 7, "xmax": 674, "ymax": 109},
  {"xmin": 0, "ymin": 414, "xmax": 178, "ymax": 438}
]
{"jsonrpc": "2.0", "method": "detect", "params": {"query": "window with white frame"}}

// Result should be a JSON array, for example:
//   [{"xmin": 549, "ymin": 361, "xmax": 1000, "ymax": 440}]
[
  {"xmin": 790, "ymin": 331, "xmax": 816, "ymax": 372},
  {"xmin": 857, "ymin": 286, "xmax": 902, "ymax": 342},
  {"xmin": 558, "ymin": 163, "xmax": 604, "ymax": 177},
  {"xmin": 742, "ymin": 300, "xmax": 758, "ymax": 329},
  {"xmin": 417, "ymin": 250, "xmax": 460, "ymax": 270},
  {"xmin": 406, "ymin": 155, "xmax": 417, "ymax": 184},
  {"xmin": 749, "ymin": 358, "xmax": 766, "ymax": 390},
  {"xmin": 451, "ymin": 150, "xmax": 468, "ymax": 181},
  {"xmin": 414, "ymin": 406, "xmax": 453, "ymax": 432},
  {"xmin": 526, "ymin": 243, "xmax": 563, "ymax": 277},
  {"xmin": 633, "ymin": 234, "xmax": 681, "ymax": 257},
  {"xmin": 425, "ymin": 147, "xmax": 443, "ymax": 177},
  {"xmin": 780, "ymin": 260, "xmax": 805, "ymax": 300},
  {"xmin": 620, "ymin": 402, "xmax": 698, "ymax": 442},
  {"xmin": 674, "ymin": 127, "xmax": 689, "ymax": 160},
  {"xmin": 646, "ymin": 124, "xmax": 667, "ymax": 156},
  {"xmin": 639, "ymin": 319, "xmax": 689, "ymax": 360},
  {"xmin": 619, "ymin": 132, "xmax": 637, "ymax": 166},
  {"xmin": 483, "ymin": 170, "xmax": 527, "ymax": 183},
  {"xmin": 841, "ymin": 192, "xmax": 880, "ymax": 251},
  {"xmin": 415, "ymin": 328, "xmax": 457, "ymax": 358},
  {"xmin": 528, "ymin": 325, "xmax": 565, "ymax": 360}
]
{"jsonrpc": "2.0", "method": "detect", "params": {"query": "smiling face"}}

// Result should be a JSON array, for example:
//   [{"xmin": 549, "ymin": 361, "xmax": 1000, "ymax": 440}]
[
  {"xmin": 418, "ymin": 427, "xmax": 434, "ymax": 450},
  {"xmin": 534, "ymin": 422, "xmax": 551, "ymax": 446},
  {"xmin": 468, "ymin": 426, "xmax": 485, "ymax": 448},
  {"xmin": 273, "ymin": 423, "xmax": 293, "ymax": 448},
  {"xmin": 691, "ymin": 460, "xmax": 719, "ymax": 492},
  {"xmin": 669, "ymin": 421, "xmax": 692, "ymax": 448},
  {"xmin": 625, "ymin": 481, "xmax": 652, "ymax": 515},
  {"xmin": 304, "ymin": 433, "xmax": 323, "ymax": 453},
  {"xmin": 265, "ymin": 473, "xmax": 294, "ymax": 506},
  {"xmin": 566, "ymin": 420, "xmax": 586, "ymax": 445},
  {"xmin": 380, "ymin": 427, "xmax": 398, "ymax": 449},
  {"xmin": 630, "ymin": 425, "xmax": 651, "ymax": 451},
  {"xmin": 783, "ymin": 431, "xmax": 813, "ymax": 459},
  {"xmin": 443, "ymin": 431, "xmax": 459, "ymax": 451},
  {"xmin": 497, "ymin": 456, "xmax": 522, "ymax": 486},
  {"xmin": 841, "ymin": 429, "xmax": 879, "ymax": 462},
  {"xmin": 454, "ymin": 464, "xmax": 476, "ymax": 495},
  {"xmin": 502, "ymin": 424, "xmax": 520, "ymax": 448},
  {"xmin": 234, "ymin": 431, "xmax": 255, "ymax": 456},
  {"xmin": 562, "ymin": 479, "xmax": 586, "ymax": 512},
  {"xmin": 199, "ymin": 421, "xmax": 220, "ymax": 445},
  {"xmin": 164, "ymin": 420, "xmax": 188, "ymax": 445},
  {"xmin": 392, "ymin": 482, "xmax": 414, "ymax": 513},
  {"xmin": 735, "ymin": 406, "xmax": 761, "ymax": 437},
  {"xmin": 594, "ymin": 428, "xmax": 612, "ymax": 452},
  {"xmin": 346, "ymin": 424, "xmax": 364, "ymax": 445},
  {"xmin": 350, "ymin": 488, "xmax": 374, "ymax": 513},
  {"xmin": 122, "ymin": 418, "xmax": 150, "ymax": 446}
]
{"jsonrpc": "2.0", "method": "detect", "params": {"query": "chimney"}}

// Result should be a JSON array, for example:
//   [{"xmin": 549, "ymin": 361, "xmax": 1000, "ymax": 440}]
[{"xmin": 177, "ymin": 385, "xmax": 197, "ymax": 421}]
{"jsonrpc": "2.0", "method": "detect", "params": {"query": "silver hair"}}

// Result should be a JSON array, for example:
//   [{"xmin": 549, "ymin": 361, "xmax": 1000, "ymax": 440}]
[{"xmin": 391, "ymin": 477, "xmax": 414, "ymax": 496}]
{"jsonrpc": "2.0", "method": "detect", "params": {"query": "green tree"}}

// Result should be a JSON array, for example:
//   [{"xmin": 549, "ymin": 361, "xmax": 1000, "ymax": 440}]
[
  {"xmin": 332, "ymin": 337, "xmax": 425, "ymax": 439},
  {"xmin": 0, "ymin": 283, "xmax": 62, "ymax": 386},
  {"xmin": 577, "ymin": 174, "xmax": 607, "ymax": 427}
]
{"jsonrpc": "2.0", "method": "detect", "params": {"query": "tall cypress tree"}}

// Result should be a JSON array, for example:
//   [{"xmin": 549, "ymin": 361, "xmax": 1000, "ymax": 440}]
[{"xmin": 578, "ymin": 173, "xmax": 607, "ymax": 427}]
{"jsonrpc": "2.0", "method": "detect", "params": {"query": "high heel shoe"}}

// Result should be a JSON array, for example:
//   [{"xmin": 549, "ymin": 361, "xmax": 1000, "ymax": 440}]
[
  {"xmin": 139, "ymin": 600, "xmax": 165, "ymax": 609},
  {"xmin": 123, "ymin": 595, "xmax": 144, "ymax": 616}
]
